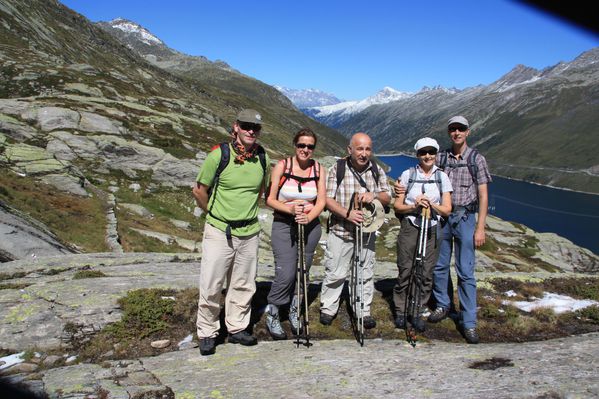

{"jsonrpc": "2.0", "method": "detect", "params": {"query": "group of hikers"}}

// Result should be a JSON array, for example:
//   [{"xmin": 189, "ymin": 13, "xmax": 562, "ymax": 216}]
[{"xmin": 192, "ymin": 109, "xmax": 491, "ymax": 356}]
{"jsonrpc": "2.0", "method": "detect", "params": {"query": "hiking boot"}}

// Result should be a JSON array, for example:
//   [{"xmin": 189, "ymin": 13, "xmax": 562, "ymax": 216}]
[
  {"xmin": 265, "ymin": 304, "xmax": 287, "ymax": 340},
  {"xmin": 363, "ymin": 315, "xmax": 376, "ymax": 329},
  {"xmin": 394, "ymin": 315, "xmax": 406, "ymax": 329},
  {"xmin": 228, "ymin": 331, "xmax": 257, "ymax": 346},
  {"xmin": 199, "ymin": 337, "xmax": 216, "ymax": 356},
  {"xmin": 289, "ymin": 297, "xmax": 301, "ymax": 334},
  {"xmin": 320, "ymin": 312, "xmax": 334, "ymax": 326},
  {"xmin": 411, "ymin": 316, "xmax": 426, "ymax": 333},
  {"xmin": 428, "ymin": 307, "xmax": 448, "ymax": 323},
  {"xmin": 463, "ymin": 328, "xmax": 480, "ymax": 344}
]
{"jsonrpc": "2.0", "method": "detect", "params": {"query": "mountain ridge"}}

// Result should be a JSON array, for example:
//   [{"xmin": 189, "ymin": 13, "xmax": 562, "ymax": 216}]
[{"xmin": 286, "ymin": 47, "xmax": 599, "ymax": 193}]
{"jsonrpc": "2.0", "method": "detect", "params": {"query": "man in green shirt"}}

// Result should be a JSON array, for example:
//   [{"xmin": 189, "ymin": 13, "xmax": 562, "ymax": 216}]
[{"xmin": 192, "ymin": 109, "xmax": 270, "ymax": 356}]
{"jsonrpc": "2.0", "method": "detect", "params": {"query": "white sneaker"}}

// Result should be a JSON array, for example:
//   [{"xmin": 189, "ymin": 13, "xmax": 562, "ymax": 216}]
[{"xmin": 265, "ymin": 304, "xmax": 287, "ymax": 340}]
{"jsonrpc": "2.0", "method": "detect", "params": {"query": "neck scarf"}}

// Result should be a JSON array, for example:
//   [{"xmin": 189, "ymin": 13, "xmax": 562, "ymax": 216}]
[{"xmin": 231, "ymin": 140, "xmax": 258, "ymax": 164}]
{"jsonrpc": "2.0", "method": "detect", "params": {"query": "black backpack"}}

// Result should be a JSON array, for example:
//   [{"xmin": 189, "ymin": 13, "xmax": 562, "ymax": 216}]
[
  {"xmin": 207, "ymin": 142, "xmax": 267, "ymax": 239},
  {"xmin": 437, "ymin": 148, "xmax": 480, "ymax": 186},
  {"xmin": 333, "ymin": 157, "xmax": 381, "ymax": 195}
]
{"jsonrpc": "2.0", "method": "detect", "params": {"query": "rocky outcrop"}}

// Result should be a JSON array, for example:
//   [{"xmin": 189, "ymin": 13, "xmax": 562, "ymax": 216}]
[{"xmin": 0, "ymin": 201, "xmax": 75, "ymax": 262}]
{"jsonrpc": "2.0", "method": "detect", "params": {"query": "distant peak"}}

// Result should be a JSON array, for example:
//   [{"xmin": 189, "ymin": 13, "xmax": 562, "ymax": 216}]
[{"xmin": 106, "ymin": 18, "xmax": 163, "ymax": 46}]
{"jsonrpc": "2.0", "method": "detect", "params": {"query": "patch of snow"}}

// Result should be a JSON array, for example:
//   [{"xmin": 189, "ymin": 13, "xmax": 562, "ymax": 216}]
[
  {"xmin": 505, "ymin": 292, "xmax": 598, "ymax": 314},
  {"xmin": 0, "ymin": 352, "xmax": 25, "ymax": 370},
  {"xmin": 504, "ymin": 290, "xmax": 518, "ymax": 297},
  {"xmin": 178, "ymin": 334, "xmax": 193, "ymax": 346}
]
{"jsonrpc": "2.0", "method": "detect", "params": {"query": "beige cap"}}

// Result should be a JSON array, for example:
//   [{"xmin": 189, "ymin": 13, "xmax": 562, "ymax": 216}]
[
  {"xmin": 237, "ymin": 109, "xmax": 263, "ymax": 124},
  {"xmin": 448, "ymin": 115, "xmax": 469, "ymax": 128}
]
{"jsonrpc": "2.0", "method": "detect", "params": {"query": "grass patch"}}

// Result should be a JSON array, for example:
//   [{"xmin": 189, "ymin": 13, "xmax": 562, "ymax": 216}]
[
  {"xmin": 77, "ymin": 288, "xmax": 197, "ymax": 361},
  {"xmin": 543, "ymin": 277, "xmax": 599, "ymax": 301},
  {"xmin": 576, "ymin": 305, "xmax": 599, "ymax": 323},
  {"xmin": 73, "ymin": 270, "xmax": 107, "ymax": 279},
  {"xmin": 0, "ymin": 172, "xmax": 109, "ymax": 252}
]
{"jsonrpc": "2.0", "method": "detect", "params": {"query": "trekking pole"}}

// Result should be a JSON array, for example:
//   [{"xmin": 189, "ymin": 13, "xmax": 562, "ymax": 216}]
[
  {"xmin": 405, "ymin": 206, "xmax": 430, "ymax": 347},
  {"xmin": 352, "ymin": 194, "xmax": 365, "ymax": 346},
  {"xmin": 295, "ymin": 216, "xmax": 312, "ymax": 348}
]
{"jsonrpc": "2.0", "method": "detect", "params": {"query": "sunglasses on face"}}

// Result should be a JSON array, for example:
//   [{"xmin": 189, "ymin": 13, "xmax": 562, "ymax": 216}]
[
  {"xmin": 448, "ymin": 125, "xmax": 468, "ymax": 133},
  {"xmin": 417, "ymin": 149, "xmax": 438, "ymax": 156},
  {"xmin": 238, "ymin": 122, "xmax": 262, "ymax": 132},
  {"xmin": 295, "ymin": 143, "xmax": 315, "ymax": 150}
]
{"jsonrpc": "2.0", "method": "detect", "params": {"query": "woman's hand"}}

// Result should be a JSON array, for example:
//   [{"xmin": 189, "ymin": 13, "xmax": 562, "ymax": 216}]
[{"xmin": 414, "ymin": 194, "xmax": 431, "ymax": 209}]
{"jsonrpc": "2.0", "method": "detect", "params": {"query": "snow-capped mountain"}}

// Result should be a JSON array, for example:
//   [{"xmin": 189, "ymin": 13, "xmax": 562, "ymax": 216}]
[
  {"xmin": 274, "ymin": 86, "xmax": 342, "ymax": 108},
  {"xmin": 303, "ymin": 86, "xmax": 412, "ymax": 127},
  {"xmin": 104, "ymin": 18, "xmax": 163, "ymax": 46}
]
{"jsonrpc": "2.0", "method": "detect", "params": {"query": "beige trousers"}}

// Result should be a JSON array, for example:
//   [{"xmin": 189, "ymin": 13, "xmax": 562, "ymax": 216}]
[
  {"xmin": 196, "ymin": 223, "xmax": 259, "ymax": 338},
  {"xmin": 320, "ymin": 232, "xmax": 376, "ymax": 316}
]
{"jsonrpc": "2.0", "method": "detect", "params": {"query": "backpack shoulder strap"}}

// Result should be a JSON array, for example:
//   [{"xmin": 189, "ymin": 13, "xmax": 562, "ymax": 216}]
[
  {"xmin": 334, "ymin": 158, "xmax": 346, "ymax": 195},
  {"xmin": 466, "ymin": 148, "xmax": 479, "ymax": 186},
  {"xmin": 207, "ymin": 142, "xmax": 230, "ymax": 212},
  {"xmin": 370, "ymin": 161, "xmax": 380, "ymax": 186},
  {"xmin": 256, "ymin": 144, "xmax": 267, "ymax": 175},
  {"xmin": 313, "ymin": 159, "xmax": 320, "ymax": 181},
  {"xmin": 277, "ymin": 157, "xmax": 292, "ymax": 197},
  {"xmin": 406, "ymin": 167, "xmax": 417, "ymax": 194},
  {"xmin": 438, "ymin": 150, "xmax": 448, "ymax": 170},
  {"xmin": 434, "ymin": 169, "xmax": 443, "ymax": 194}
]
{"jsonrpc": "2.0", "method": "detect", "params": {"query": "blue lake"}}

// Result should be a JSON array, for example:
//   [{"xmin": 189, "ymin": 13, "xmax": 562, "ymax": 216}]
[{"xmin": 378, "ymin": 154, "xmax": 599, "ymax": 255}]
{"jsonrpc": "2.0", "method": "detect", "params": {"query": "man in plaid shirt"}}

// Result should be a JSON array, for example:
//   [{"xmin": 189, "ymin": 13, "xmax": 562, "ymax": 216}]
[
  {"xmin": 319, "ymin": 132, "xmax": 391, "ymax": 329},
  {"xmin": 427, "ymin": 116, "xmax": 491, "ymax": 344}
]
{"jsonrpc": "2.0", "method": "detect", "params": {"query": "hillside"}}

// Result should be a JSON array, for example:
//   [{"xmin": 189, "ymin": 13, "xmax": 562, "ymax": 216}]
[{"xmin": 0, "ymin": 0, "xmax": 348, "ymax": 255}]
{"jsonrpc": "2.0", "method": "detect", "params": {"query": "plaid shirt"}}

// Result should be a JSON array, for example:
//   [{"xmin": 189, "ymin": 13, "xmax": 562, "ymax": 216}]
[
  {"xmin": 438, "ymin": 146, "xmax": 491, "ymax": 207},
  {"xmin": 327, "ymin": 158, "xmax": 391, "ymax": 240}
]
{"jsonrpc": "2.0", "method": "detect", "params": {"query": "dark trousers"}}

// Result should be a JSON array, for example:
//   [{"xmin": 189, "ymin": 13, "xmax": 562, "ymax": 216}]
[{"xmin": 393, "ymin": 218, "xmax": 439, "ymax": 317}]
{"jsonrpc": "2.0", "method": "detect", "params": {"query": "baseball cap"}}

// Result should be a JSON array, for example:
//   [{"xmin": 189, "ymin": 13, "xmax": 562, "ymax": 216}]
[
  {"xmin": 237, "ymin": 109, "xmax": 263, "ymax": 124},
  {"xmin": 414, "ymin": 137, "xmax": 439, "ymax": 151},
  {"xmin": 448, "ymin": 115, "xmax": 469, "ymax": 128}
]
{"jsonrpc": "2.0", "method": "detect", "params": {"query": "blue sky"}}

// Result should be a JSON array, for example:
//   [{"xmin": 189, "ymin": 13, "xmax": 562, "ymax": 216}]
[{"xmin": 61, "ymin": 0, "xmax": 597, "ymax": 100}]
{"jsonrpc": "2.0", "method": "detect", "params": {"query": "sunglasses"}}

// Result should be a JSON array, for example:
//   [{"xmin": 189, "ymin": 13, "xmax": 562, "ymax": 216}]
[
  {"xmin": 417, "ymin": 149, "xmax": 438, "ymax": 156},
  {"xmin": 295, "ymin": 143, "xmax": 315, "ymax": 150},
  {"xmin": 448, "ymin": 125, "xmax": 468, "ymax": 133},
  {"xmin": 238, "ymin": 122, "xmax": 262, "ymax": 132}
]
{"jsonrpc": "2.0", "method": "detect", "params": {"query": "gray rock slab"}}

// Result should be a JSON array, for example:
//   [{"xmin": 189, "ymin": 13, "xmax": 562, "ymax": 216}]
[
  {"xmin": 0, "ymin": 253, "xmax": 201, "ymax": 351},
  {"xmin": 41, "ymin": 332, "xmax": 594, "ymax": 399},
  {"xmin": 0, "ymin": 201, "xmax": 74, "ymax": 262},
  {"xmin": 40, "ymin": 174, "xmax": 88, "ymax": 197},
  {"xmin": 78, "ymin": 111, "xmax": 124, "ymax": 135}
]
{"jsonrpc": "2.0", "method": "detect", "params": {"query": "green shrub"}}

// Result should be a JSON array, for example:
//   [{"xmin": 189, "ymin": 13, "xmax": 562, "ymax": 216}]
[
  {"xmin": 105, "ymin": 289, "xmax": 175, "ymax": 339},
  {"xmin": 577, "ymin": 305, "xmax": 599, "ymax": 323}
]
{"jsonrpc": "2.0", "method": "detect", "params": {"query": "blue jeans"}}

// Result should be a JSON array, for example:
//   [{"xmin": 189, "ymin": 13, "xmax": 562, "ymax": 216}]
[{"xmin": 432, "ymin": 212, "xmax": 477, "ymax": 329}]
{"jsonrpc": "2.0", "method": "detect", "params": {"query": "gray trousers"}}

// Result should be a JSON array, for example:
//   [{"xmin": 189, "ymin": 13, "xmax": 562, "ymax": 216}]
[
  {"xmin": 393, "ymin": 218, "xmax": 439, "ymax": 316},
  {"xmin": 267, "ymin": 218, "xmax": 321, "ymax": 306},
  {"xmin": 320, "ymin": 232, "xmax": 376, "ymax": 316}
]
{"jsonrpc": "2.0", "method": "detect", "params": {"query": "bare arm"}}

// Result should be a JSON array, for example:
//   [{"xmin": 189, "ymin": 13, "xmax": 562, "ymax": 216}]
[
  {"xmin": 192, "ymin": 183, "xmax": 210, "ymax": 212},
  {"xmin": 431, "ymin": 191, "xmax": 452, "ymax": 218},
  {"xmin": 475, "ymin": 183, "xmax": 488, "ymax": 247},
  {"xmin": 393, "ymin": 192, "xmax": 417, "ymax": 214}
]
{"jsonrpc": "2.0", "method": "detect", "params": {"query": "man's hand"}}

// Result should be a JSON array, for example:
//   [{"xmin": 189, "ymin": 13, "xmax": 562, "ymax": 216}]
[
  {"xmin": 394, "ymin": 180, "xmax": 406, "ymax": 197},
  {"xmin": 474, "ymin": 226, "xmax": 486, "ymax": 248},
  {"xmin": 414, "ymin": 194, "xmax": 431, "ymax": 209},
  {"xmin": 346, "ymin": 209, "xmax": 364, "ymax": 225},
  {"xmin": 357, "ymin": 192, "xmax": 376, "ymax": 204}
]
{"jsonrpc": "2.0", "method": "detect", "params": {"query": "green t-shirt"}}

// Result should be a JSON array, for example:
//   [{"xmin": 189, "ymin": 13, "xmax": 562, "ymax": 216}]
[{"xmin": 197, "ymin": 144, "xmax": 270, "ymax": 236}]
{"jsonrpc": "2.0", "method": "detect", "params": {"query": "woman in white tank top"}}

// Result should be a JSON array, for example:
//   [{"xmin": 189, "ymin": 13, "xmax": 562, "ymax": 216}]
[{"xmin": 264, "ymin": 128, "xmax": 327, "ymax": 340}]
